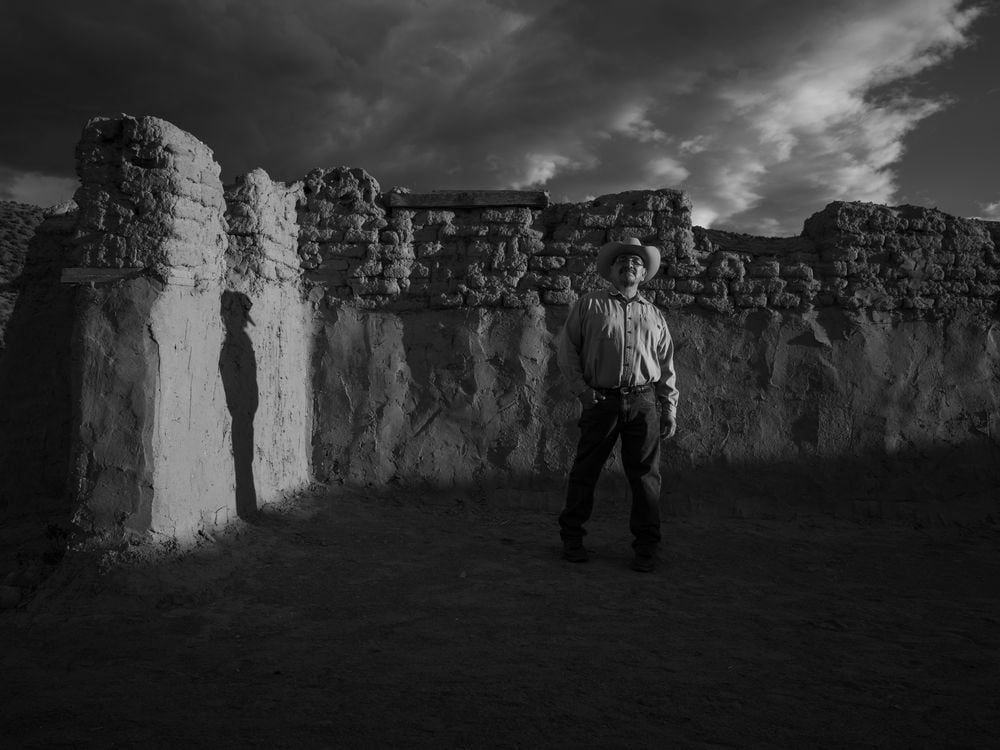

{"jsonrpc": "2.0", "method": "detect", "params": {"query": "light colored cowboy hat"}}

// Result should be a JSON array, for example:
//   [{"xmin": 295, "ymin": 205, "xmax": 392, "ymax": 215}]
[{"xmin": 596, "ymin": 237, "xmax": 661, "ymax": 281}]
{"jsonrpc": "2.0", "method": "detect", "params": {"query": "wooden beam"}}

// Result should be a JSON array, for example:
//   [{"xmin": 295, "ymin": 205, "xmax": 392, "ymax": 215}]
[
  {"xmin": 386, "ymin": 190, "xmax": 549, "ymax": 209},
  {"xmin": 60, "ymin": 267, "xmax": 144, "ymax": 284}
]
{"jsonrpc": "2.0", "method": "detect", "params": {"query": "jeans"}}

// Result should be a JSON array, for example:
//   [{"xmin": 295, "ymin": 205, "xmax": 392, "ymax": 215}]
[{"xmin": 559, "ymin": 389, "xmax": 662, "ymax": 553}]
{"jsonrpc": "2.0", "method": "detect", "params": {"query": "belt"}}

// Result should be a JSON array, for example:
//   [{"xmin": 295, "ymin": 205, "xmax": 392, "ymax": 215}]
[{"xmin": 595, "ymin": 383, "xmax": 653, "ymax": 396}]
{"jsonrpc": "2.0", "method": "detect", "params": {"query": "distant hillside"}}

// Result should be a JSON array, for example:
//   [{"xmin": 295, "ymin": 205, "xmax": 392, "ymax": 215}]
[{"xmin": 0, "ymin": 200, "xmax": 47, "ymax": 348}]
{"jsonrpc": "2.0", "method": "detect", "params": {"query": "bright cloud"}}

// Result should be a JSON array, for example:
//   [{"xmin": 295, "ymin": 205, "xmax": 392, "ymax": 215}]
[{"xmin": 976, "ymin": 199, "xmax": 1000, "ymax": 220}]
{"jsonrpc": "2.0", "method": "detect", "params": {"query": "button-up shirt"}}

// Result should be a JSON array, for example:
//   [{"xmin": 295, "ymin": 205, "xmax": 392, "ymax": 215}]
[{"xmin": 557, "ymin": 288, "xmax": 679, "ymax": 417}]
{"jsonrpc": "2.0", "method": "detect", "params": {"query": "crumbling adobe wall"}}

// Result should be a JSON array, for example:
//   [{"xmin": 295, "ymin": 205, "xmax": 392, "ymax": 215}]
[
  {"xmin": 302, "ymin": 174, "xmax": 999, "ymax": 518},
  {"xmin": 2, "ymin": 114, "xmax": 997, "ymax": 540},
  {"xmin": 223, "ymin": 168, "xmax": 312, "ymax": 512},
  {"xmin": 61, "ymin": 116, "xmax": 312, "ymax": 542}
]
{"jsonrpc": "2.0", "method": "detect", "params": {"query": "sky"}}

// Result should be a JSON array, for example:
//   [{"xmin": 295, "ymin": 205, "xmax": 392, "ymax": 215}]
[{"xmin": 0, "ymin": 0, "xmax": 997, "ymax": 236}]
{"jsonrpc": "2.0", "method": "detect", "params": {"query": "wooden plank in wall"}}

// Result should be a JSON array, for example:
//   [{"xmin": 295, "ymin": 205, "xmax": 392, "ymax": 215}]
[
  {"xmin": 386, "ymin": 190, "xmax": 550, "ymax": 209},
  {"xmin": 60, "ymin": 268, "xmax": 144, "ymax": 284}
]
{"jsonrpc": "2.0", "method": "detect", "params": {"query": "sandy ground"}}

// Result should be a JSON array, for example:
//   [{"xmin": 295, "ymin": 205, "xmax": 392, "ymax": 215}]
[{"xmin": 1, "ymin": 485, "xmax": 998, "ymax": 749}]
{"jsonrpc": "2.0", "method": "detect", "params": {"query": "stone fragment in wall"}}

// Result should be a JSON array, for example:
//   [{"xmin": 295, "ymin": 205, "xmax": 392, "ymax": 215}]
[
  {"xmin": 382, "ymin": 260, "xmax": 413, "ymax": 280},
  {"xmin": 667, "ymin": 260, "xmax": 707, "ymax": 278},
  {"xmin": 542, "ymin": 289, "xmax": 577, "ymax": 305},
  {"xmin": 735, "ymin": 294, "xmax": 768, "ymax": 308},
  {"xmin": 529, "ymin": 255, "xmax": 566, "ymax": 271},
  {"xmin": 815, "ymin": 261, "xmax": 848, "ymax": 277},
  {"xmin": 412, "ymin": 209, "xmax": 456, "ymax": 226},
  {"xmin": 978, "ymin": 267, "xmax": 998, "ymax": 281},
  {"xmin": 607, "ymin": 227, "xmax": 656, "ymax": 244},
  {"xmin": 565, "ymin": 256, "xmax": 596, "ymax": 275},
  {"xmin": 674, "ymin": 278, "xmax": 703, "ymax": 294},
  {"xmin": 481, "ymin": 207, "xmax": 534, "ymax": 224},
  {"xmin": 553, "ymin": 227, "xmax": 608, "ymax": 245},
  {"xmin": 970, "ymin": 281, "xmax": 1000, "ymax": 298},
  {"xmin": 747, "ymin": 259, "xmax": 780, "ymax": 278},
  {"xmin": 224, "ymin": 168, "xmax": 303, "ymax": 291},
  {"xmin": 707, "ymin": 252, "xmax": 745, "ymax": 281},
  {"xmin": 900, "ymin": 296, "xmax": 936, "ymax": 310},
  {"xmin": 642, "ymin": 277, "xmax": 675, "ymax": 291},
  {"xmin": 769, "ymin": 292, "xmax": 802, "ymax": 309},
  {"xmin": 786, "ymin": 278, "xmax": 821, "ymax": 295},
  {"xmin": 697, "ymin": 295, "xmax": 733, "ymax": 313},
  {"xmin": 656, "ymin": 291, "xmax": 695, "ymax": 308},
  {"xmin": 386, "ymin": 209, "xmax": 413, "ymax": 245},
  {"xmin": 430, "ymin": 291, "xmax": 464, "ymax": 308},
  {"xmin": 492, "ymin": 249, "xmax": 528, "ymax": 274},
  {"xmin": 537, "ymin": 241, "xmax": 572, "ymax": 256},
  {"xmin": 579, "ymin": 211, "xmax": 618, "ymax": 229},
  {"xmin": 351, "ymin": 278, "xmax": 400, "ymax": 296},
  {"xmin": 618, "ymin": 210, "xmax": 654, "ymax": 227},
  {"xmin": 348, "ymin": 258, "xmax": 383, "ymax": 278}
]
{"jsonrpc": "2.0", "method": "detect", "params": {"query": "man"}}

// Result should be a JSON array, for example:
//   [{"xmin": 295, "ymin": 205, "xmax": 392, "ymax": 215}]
[{"xmin": 557, "ymin": 237, "xmax": 679, "ymax": 572}]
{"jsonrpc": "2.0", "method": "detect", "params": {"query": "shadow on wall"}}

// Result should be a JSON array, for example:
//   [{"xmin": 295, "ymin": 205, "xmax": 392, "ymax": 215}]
[
  {"xmin": 0, "ymin": 214, "xmax": 75, "ymax": 522},
  {"xmin": 219, "ymin": 290, "xmax": 259, "ymax": 519}
]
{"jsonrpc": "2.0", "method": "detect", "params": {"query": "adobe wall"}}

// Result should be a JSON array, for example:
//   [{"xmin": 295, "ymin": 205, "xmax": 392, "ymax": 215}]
[
  {"xmin": 1, "ymin": 114, "xmax": 997, "ymax": 542},
  {"xmin": 302, "ymin": 176, "xmax": 999, "ymax": 518}
]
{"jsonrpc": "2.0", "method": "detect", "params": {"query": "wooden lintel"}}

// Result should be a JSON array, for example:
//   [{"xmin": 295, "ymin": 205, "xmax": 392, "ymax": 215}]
[
  {"xmin": 60, "ymin": 267, "xmax": 144, "ymax": 284},
  {"xmin": 386, "ymin": 190, "xmax": 549, "ymax": 209}
]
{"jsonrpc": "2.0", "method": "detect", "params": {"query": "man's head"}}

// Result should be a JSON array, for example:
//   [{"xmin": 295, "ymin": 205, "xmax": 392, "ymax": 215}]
[{"xmin": 596, "ymin": 237, "xmax": 661, "ymax": 284}]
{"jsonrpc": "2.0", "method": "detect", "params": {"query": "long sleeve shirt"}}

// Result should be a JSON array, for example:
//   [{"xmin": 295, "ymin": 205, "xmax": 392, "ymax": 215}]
[{"xmin": 557, "ymin": 289, "xmax": 679, "ymax": 418}]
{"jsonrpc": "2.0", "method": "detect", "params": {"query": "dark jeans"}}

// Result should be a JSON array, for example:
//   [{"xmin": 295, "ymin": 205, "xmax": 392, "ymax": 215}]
[{"xmin": 559, "ymin": 389, "xmax": 662, "ymax": 554}]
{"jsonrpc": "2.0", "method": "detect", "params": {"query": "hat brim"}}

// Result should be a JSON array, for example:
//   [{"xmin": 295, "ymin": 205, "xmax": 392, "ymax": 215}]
[{"xmin": 596, "ymin": 239, "xmax": 661, "ymax": 281}]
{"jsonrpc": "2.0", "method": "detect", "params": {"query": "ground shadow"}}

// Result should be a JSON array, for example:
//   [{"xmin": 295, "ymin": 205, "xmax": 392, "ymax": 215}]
[{"xmin": 219, "ymin": 290, "xmax": 259, "ymax": 519}]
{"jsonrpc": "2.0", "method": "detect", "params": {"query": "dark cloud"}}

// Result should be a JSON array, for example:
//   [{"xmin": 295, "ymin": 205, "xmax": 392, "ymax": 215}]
[{"xmin": 0, "ymin": 0, "xmax": 990, "ymax": 233}]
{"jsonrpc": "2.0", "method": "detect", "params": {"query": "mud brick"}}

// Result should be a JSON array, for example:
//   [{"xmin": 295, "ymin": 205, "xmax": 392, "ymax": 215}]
[
  {"xmin": 643, "ymin": 277, "xmax": 676, "ymax": 291},
  {"xmin": 735, "ymin": 294, "xmax": 767, "ymax": 308},
  {"xmin": 667, "ymin": 261, "xmax": 707, "ymax": 278},
  {"xmin": 607, "ymin": 227, "xmax": 654, "ymax": 243},
  {"xmin": 696, "ymin": 295, "xmax": 732, "ymax": 313},
  {"xmin": 529, "ymin": 255, "xmax": 566, "ymax": 271},
  {"xmin": 542, "ymin": 289, "xmax": 577, "ymax": 305},
  {"xmin": 780, "ymin": 263, "xmax": 814, "ymax": 280},
  {"xmin": 654, "ymin": 291, "xmax": 695, "ymax": 308},
  {"xmin": 382, "ymin": 261, "xmax": 412, "ymax": 279},
  {"xmin": 769, "ymin": 292, "xmax": 801, "ymax": 308},
  {"xmin": 815, "ymin": 261, "xmax": 848, "ymax": 277},
  {"xmin": 748, "ymin": 259, "xmax": 780, "ymax": 278},
  {"xmin": 351, "ymin": 278, "xmax": 400, "ymax": 296},
  {"xmin": 674, "ymin": 279, "xmax": 703, "ymax": 294},
  {"xmin": 618, "ymin": 210, "xmax": 654, "ymax": 227},
  {"xmin": 970, "ymin": 282, "xmax": 1000, "ymax": 297},
  {"xmin": 901, "ymin": 296, "xmax": 935, "ymax": 309}
]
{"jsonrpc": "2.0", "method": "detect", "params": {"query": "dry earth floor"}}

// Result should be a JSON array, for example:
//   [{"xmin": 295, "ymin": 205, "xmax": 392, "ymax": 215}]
[{"xmin": 2, "ymin": 486, "xmax": 998, "ymax": 748}]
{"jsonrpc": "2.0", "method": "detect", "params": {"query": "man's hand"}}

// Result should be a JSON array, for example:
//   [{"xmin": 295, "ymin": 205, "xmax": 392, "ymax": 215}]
[
  {"xmin": 659, "ymin": 412, "xmax": 676, "ymax": 440},
  {"xmin": 578, "ymin": 389, "xmax": 606, "ymax": 408}
]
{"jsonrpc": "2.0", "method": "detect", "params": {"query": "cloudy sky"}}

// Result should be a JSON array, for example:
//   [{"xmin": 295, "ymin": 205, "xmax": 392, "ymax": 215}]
[{"xmin": 1, "ymin": 0, "xmax": 997, "ymax": 235}]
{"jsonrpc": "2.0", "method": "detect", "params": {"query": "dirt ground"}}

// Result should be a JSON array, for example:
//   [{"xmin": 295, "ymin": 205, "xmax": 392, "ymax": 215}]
[{"xmin": 1, "ymin": 485, "xmax": 998, "ymax": 749}]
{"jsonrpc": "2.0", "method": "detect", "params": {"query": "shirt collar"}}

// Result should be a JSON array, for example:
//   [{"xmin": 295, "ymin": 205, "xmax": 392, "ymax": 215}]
[{"xmin": 608, "ymin": 288, "xmax": 650, "ymax": 304}]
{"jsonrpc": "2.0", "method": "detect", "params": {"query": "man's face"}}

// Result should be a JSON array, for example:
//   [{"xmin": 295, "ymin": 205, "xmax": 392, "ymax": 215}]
[{"xmin": 612, "ymin": 253, "xmax": 647, "ymax": 286}]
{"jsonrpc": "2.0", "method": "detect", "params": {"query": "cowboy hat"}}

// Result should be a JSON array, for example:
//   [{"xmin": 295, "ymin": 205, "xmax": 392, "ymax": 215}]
[{"xmin": 596, "ymin": 237, "xmax": 661, "ymax": 281}]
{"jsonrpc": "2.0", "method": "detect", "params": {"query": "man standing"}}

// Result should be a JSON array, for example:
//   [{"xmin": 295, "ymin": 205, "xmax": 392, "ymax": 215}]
[{"xmin": 557, "ymin": 237, "xmax": 679, "ymax": 572}]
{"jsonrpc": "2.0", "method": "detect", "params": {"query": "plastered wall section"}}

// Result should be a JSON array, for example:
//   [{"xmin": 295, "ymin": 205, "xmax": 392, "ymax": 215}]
[
  {"xmin": 301, "ymin": 169, "xmax": 999, "ymax": 517},
  {"xmin": 65, "ymin": 117, "xmax": 223, "ymax": 540},
  {"xmin": 224, "ymin": 168, "xmax": 312, "ymax": 506}
]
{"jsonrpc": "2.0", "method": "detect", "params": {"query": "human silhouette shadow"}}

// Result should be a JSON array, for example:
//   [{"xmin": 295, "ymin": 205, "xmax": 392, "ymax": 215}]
[{"xmin": 219, "ymin": 291, "xmax": 259, "ymax": 519}]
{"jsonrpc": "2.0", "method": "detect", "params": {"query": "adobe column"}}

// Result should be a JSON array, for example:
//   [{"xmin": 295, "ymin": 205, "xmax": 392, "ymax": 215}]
[{"xmin": 68, "ymin": 115, "xmax": 234, "ymax": 543}]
